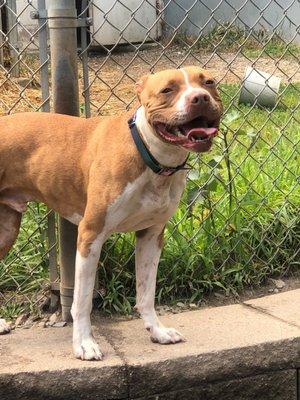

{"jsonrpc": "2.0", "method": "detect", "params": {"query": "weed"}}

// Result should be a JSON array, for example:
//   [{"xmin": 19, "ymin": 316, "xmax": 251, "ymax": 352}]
[{"xmin": 0, "ymin": 302, "xmax": 23, "ymax": 320}]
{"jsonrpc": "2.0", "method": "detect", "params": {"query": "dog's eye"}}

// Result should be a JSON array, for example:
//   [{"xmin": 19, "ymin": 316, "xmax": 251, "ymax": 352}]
[
  {"xmin": 160, "ymin": 87, "xmax": 173, "ymax": 94},
  {"xmin": 205, "ymin": 79, "xmax": 215, "ymax": 86}
]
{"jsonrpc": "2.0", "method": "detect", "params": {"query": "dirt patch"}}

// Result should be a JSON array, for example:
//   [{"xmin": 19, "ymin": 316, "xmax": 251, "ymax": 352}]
[
  {"xmin": 88, "ymin": 44, "xmax": 300, "ymax": 84},
  {"xmin": 0, "ymin": 72, "xmax": 42, "ymax": 115},
  {"xmin": 200, "ymin": 274, "xmax": 300, "ymax": 309}
]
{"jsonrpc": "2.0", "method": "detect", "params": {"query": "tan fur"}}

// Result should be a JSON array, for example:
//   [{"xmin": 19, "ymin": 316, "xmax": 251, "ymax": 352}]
[{"xmin": 0, "ymin": 111, "xmax": 145, "ymax": 257}]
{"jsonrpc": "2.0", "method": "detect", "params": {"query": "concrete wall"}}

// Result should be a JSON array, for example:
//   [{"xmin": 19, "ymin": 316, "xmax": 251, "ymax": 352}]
[{"xmin": 162, "ymin": 0, "xmax": 300, "ymax": 43}]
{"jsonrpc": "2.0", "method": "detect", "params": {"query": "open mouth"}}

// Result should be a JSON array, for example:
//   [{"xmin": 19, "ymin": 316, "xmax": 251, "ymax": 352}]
[{"xmin": 154, "ymin": 116, "xmax": 218, "ymax": 152}]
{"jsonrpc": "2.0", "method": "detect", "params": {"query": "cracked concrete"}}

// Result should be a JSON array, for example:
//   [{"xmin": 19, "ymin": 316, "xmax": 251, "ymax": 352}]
[
  {"xmin": 244, "ymin": 289, "xmax": 300, "ymax": 329},
  {"xmin": 0, "ymin": 289, "xmax": 299, "ymax": 399}
]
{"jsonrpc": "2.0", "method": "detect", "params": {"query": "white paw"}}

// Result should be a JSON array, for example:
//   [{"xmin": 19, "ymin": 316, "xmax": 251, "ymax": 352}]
[
  {"xmin": 150, "ymin": 326, "xmax": 185, "ymax": 344},
  {"xmin": 73, "ymin": 336, "xmax": 103, "ymax": 361},
  {"xmin": 0, "ymin": 319, "xmax": 11, "ymax": 335}
]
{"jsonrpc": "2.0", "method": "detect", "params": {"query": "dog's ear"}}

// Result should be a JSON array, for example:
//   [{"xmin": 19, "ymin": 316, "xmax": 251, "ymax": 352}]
[{"xmin": 135, "ymin": 75, "xmax": 148, "ymax": 101}]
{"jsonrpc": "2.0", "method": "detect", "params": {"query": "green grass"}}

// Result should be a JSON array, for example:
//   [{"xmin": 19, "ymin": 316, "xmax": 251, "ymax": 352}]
[
  {"xmin": 0, "ymin": 83, "xmax": 299, "ymax": 317},
  {"xmin": 0, "ymin": 204, "xmax": 50, "ymax": 318},
  {"xmin": 173, "ymin": 24, "xmax": 300, "ymax": 59}
]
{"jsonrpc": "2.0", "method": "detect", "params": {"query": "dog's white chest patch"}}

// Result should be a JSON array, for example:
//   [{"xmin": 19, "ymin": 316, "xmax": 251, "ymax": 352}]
[{"xmin": 105, "ymin": 170, "xmax": 186, "ymax": 233}]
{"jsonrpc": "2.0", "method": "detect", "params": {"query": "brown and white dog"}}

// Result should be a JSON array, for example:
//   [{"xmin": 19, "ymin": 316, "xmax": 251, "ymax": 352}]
[{"xmin": 0, "ymin": 66, "xmax": 222, "ymax": 360}]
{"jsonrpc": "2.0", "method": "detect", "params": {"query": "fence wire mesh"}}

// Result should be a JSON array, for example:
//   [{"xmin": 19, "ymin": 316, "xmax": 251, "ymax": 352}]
[{"xmin": 0, "ymin": 0, "xmax": 299, "ymax": 317}]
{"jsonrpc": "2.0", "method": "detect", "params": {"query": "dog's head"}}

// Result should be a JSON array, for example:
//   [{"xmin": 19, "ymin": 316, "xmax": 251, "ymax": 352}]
[{"xmin": 136, "ymin": 66, "xmax": 223, "ymax": 153}]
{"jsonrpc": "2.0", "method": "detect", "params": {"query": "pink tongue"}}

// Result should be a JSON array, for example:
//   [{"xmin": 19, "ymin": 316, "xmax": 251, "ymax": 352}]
[{"xmin": 187, "ymin": 127, "xmax": 217, "ymax": 139}]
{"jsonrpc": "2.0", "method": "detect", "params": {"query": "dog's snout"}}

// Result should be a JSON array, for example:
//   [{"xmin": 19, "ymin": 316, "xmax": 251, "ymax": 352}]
[{"xmin": 190, "ymin": 93, "xmax": 210, "ymax": 105}]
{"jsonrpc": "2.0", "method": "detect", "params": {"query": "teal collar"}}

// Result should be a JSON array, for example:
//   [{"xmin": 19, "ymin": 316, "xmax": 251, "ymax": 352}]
[{"xmin": 128, "ymin": 115, "xmax": 189, "ymax": 176}]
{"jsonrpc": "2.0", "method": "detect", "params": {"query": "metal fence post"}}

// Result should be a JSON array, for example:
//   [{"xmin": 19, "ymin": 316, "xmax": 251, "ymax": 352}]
[
  {"xmin": 35, "ymin": 0, "xmax": 59, "ymax": 311},
  {"xmin": 47, "ymin": 0, "xmax": 79, "ymax": 322},
  {"xmin": 6, "ymin": 0, "xmax": 19, "ymax": 77}
]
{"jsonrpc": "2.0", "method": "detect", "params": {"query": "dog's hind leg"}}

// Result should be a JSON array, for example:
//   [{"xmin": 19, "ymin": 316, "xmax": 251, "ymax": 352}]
[
  {"xmin": 0, "ymin": 204, "xmax": 22, "ymax": 334},
  {"xmin": 0, "ymin": 204, "xmax": 22, "ymax": 259}
]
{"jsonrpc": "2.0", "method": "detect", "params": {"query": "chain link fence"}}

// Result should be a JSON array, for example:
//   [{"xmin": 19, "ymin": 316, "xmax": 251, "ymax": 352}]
[{"xmin": 0, "ymin": 0, "xmax": 299, "ymax": 317}]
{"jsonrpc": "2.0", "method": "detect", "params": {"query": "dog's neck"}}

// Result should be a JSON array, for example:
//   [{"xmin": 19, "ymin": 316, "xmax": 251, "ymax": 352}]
[{"xmin": 135, "ymin": 106, "xmax": 188, "ymax": 168}]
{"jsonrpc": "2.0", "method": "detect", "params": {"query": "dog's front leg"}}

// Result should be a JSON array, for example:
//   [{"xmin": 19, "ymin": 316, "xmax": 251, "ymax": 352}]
[
  {"xmin": 135, "ymin": 225, "xmax": 185, "ymax": 344},
  {"xmin": 71, "ymin": 221, "xmax": 105, "ymax": 361}
]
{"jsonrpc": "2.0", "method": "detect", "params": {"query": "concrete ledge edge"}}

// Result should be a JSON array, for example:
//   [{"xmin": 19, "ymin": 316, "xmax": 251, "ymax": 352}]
[{"xmin": 1, "ymin": 336, "xmax": 299, "ymax": 399}]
